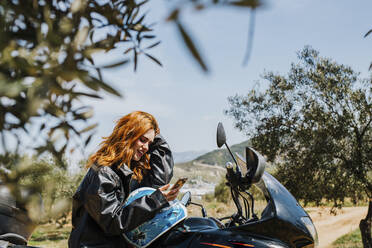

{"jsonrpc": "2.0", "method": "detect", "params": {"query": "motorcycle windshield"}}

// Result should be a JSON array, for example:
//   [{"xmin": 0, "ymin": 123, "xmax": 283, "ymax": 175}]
[
  {"xmin": 232, "ymin": 171, "xmax": 317, "ymax": 247},
  {"xmin": 255, "ymin": 171, "xmax": 309, "ymax": 221}
]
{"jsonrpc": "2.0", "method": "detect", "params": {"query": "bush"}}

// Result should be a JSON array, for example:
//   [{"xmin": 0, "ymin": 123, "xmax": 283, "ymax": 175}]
[
  {"xmin": 332, "ymin": 229, "xmax": 362, "ymax": 248},
  {"xmin": 214, "ymin": 179, "xmax": 231, "ymax": 203},
  {"xmin": 9, "ymin": 154, "xmax": 86, "ymax": 226},
  {"xmin": 203, "ymin": 193, "xmax": 215, "ymax": 202},
  {"xmin": 40, "ymin": 161, "xmax": 85, "ymax": 227}
]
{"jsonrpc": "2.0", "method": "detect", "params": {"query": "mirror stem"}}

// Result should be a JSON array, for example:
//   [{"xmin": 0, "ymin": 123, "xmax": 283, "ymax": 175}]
[
  {"xmin": 190, "ymin": 202, "xmax": 207, "ymax": 217},
  {"xmin": 225, "ymin": 142, "xmax": 238, "ymax": 166}
]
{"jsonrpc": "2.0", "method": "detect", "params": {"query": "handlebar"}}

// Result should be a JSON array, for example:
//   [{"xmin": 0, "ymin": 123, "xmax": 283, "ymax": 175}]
[{"xmin": 224, "ymin": 162, "xmax": 257, "ymax": 224}]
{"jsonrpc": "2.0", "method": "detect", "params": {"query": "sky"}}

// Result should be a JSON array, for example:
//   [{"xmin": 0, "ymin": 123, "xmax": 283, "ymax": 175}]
[{"xmin": 81, "ymin": 0, "xmax": 372, "ymax": 160}]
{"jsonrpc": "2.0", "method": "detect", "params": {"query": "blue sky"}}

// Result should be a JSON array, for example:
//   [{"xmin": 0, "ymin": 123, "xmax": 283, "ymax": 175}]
[{"xmin": 83, "ymin": 0, "xmax": 372, "ymax": 158}]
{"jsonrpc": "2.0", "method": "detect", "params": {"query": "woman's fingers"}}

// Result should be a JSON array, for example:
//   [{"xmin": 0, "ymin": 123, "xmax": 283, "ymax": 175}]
[
  {"xmin": 159, "ymin": 184, "xmax": 170, "ymax": 192},
  {"xmin": 159, "ymin": 184, "xmax": 181, "ymax": 201},
  {"xmin": 159, "ymin": 184, "xmax": 173, "ymax": 201},
  {"xmin": 166, "ymin": 188, "xmax": 180, "ymax": 201}
]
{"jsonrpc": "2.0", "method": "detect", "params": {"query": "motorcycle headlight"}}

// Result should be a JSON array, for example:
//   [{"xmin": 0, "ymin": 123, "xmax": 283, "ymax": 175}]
[{"xmin": 300, "ymin": 217, "xmax": 319, "ymax": 247}]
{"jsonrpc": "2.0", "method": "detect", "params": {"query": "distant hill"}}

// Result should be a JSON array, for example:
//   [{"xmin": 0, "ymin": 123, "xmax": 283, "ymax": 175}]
[
  {"xmin": 172, "ymin": 140, "xmax": 252, "ymax": 196},
  {"xmin": 172, "ymin": 140, "xmax": 276, "ymax": 197},
  {"xmin": 173, "ymin": 150, "xmax": 208, "ymax": 163},
  {"xmin": 194, "ymin": 140, "xmax": 251, "ymax": 166}
]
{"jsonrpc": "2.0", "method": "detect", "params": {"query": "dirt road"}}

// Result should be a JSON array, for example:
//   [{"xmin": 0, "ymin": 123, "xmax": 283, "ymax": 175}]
[{"xmin": 308, "ymin": 206, "xmax": 368, "ymax": 248}]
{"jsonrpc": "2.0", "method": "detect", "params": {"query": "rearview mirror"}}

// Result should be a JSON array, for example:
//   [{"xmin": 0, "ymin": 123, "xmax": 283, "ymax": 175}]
[
  {"xmin": 180, "ymin": 191, "xmax": 191, "ymax": 206},
  {"xmin": 235, "ymin": 147, "xmax": 266, "ymax": 184},
  {"xmin": 216, "ymin": 122, "xmax": 226, "ymax": 148},
  {"xmin": 246, "ymin": 147, "xmax": 266, "ymax": 184}
]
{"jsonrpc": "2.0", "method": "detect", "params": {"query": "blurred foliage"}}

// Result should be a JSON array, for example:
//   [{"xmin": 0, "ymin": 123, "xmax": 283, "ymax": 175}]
[
  {"xmin": 0, "ymin": 153, "xmax": 85, "ymax": 224},
  {"xmin": 165, "ymin": 0, "xmax": 262, "ymax": 71},
  {"xmin": 0, "ymin": 0, "xmax": 163, "ymax": 168},
  {"xmin": 0, "ymin": 0, "xmax": 262, "ymax": 166},
  {"xmin": 0, "ymin": 153, "xmax": 51, "ymax": 210},
  {"xmin": 39, "ymin": 159, "xmax": 85, "ymax": 227},
  {"xmin": 0, "ymin": 0, "xmax": 262, "ymax": 227}
]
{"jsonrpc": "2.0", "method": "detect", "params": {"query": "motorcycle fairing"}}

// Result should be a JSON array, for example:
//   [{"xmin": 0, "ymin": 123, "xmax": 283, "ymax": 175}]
[
  {"xmin": 229, "ymin": 172, "xmax": 315, "ymax": 247},
  {"xmin": 187, "ymin": 229, "xmax": 290, "ymax": 248},
  {"xmin": 154, "ymin": 171, "xmax": 316, "ymax": 248}
]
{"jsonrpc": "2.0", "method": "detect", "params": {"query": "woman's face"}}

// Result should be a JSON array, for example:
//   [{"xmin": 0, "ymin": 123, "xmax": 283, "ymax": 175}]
[{"xmin": 132, "ymin": 129, "xmax": 155, "ymax": 161}]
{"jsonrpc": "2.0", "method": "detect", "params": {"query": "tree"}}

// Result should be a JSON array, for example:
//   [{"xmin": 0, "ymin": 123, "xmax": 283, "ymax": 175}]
[
  {"xmin": 0, "ymin": 0, "xmax": 171, "ymax": 166},
  {"xmin": 0, "ymin": 0, "xmax": 160, "ymax": 224},
  {"xmin": 225, "ymin": 46, "xmax": 371, "ymax": 247},
  {"xmin": 0, "ymin": 154, "xmax": 84, "ymax": 225}
]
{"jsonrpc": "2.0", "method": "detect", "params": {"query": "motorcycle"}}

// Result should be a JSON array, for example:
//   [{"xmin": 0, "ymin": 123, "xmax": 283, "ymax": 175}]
[
  {"xmin": 0, "ymin": 185, "xmax": 38, "ymax": 248},
  {"xmin": 0, "ymin": 122, "xmax": 318, "ymax": 248},
  {"xmin": 147, "ymin": 122, "xmax": 318, "ymax": 248}
]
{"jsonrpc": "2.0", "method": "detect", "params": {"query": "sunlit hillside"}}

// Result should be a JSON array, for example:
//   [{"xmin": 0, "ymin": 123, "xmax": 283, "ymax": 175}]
[{"xmin": 193, "ymin": 140, "xmax": 251, "ymax": 166}]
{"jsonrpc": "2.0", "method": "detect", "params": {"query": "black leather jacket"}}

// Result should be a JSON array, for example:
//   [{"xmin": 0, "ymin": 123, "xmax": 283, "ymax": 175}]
[{"xmin": 68, "ymin": 135, "xmax": 174, "ymax": 248}]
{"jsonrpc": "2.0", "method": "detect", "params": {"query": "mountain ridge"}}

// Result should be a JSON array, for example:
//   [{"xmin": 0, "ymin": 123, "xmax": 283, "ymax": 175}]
[
  {"xmin": 172, "ymin": 139, "xmax": 252, "ymax": 196},
  {"xmin": 173, "ymin": 150, "xmax": 208, "ymax": 164},
  {"xmin": 193, "ymin": 140, "xmax": 251, "ymax": 166}
]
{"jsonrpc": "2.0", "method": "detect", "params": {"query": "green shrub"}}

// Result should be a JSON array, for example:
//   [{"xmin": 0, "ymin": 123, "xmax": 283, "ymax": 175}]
[
  {"xmin": 214, "ymin": 179, "xmax": 231, "ymax": 203},
  {"xmin": 203, "ymin": 193, "xmax": 215, "ymax": 202},
  {"xmin": 12, "ymin": 155, "xmax": 86, "ymax": 226},
  {"xmin": 332, "ymin": 229, "xmax": 362, "ymax": 248}
]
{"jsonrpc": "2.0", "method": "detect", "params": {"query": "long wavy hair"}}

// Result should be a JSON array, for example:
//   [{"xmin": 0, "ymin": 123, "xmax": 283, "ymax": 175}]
[{"xmin": 87, "ymin": 111, "xmax": 160, "ymax": 182}]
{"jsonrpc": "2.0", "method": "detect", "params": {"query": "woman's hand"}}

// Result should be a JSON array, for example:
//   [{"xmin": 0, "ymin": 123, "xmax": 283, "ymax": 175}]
[{"xmin": 159, "ymin": 184, "xmax": 180, "ymax": 202}]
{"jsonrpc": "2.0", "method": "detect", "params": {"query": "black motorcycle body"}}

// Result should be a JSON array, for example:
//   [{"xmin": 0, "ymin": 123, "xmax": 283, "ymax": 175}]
[
  {"xmin": 154, "ymin": 172, "xmax": 317, "ymax": 248},
  {"xmin": 0, "ymin": 184, "xmax": 37, "ymax": 247}
]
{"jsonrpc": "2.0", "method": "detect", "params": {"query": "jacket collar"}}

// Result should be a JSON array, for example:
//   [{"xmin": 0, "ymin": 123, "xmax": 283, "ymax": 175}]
[
  {"xmin": 116, "ymin": 163, "xmax": 133, "ymax": 177},
  {"xmin": 92, "ymin": 162, "xmax": 133, "ymax": 178}
]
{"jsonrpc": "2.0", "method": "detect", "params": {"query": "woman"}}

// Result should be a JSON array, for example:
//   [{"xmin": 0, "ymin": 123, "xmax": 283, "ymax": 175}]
[{"xmin": 68, "ymin": 111, "xmax": 179, "ymax": 248}]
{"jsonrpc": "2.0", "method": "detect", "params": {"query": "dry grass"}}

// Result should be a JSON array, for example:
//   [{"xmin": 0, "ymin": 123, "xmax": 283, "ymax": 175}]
[
  {"xmin": 27, "ymin": 195, "xmax": 268, "ymax": 247},
  {"xmin": 187, "ymin": 197, "xmax": 268, "ymax": 221},
  {"xmin": 172, "ymin": 162, "xmax": 225, "ymax": 184},
  {"xmin": 28, "ymin": 224, "xmax": 71, "ymax": 248}
]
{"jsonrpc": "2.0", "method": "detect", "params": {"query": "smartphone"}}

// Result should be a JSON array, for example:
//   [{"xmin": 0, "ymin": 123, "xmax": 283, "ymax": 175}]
[{"xmin": 170, "ymin": 177, "xmax": 188, "ymax": 191}]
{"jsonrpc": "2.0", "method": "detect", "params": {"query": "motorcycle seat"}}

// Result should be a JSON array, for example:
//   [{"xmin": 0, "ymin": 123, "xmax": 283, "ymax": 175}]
[{"xmin": 183, "ymin": 217, "xmax": 222, "ymax": 232}]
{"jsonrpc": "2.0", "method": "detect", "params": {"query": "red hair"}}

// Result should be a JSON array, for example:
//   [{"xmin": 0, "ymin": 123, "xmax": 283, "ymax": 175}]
[{"xmin": 87, "ymin": 111, "xmax": 159, "ymax": 182}]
